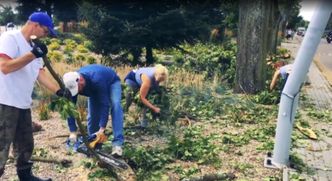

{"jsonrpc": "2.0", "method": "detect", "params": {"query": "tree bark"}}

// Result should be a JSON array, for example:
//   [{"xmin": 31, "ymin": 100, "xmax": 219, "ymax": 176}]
[
  {"xmin": 235, "ymin": 0, "xmax": 272, "ymax": 93},
  {"xmin": 130, "ymin": 48, "xmax": 142, "ymax": 66},
  {"xmin": 267, "ymin": 0, "xmax": 279, "ymax": 54},
  {"xmin": 145, "ymin": 46, "xmax": 154, "ymax": 65}
]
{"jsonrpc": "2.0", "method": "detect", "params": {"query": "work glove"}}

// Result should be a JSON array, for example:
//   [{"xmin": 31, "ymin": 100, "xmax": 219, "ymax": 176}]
[
  {"xmin": 56, "ymin": 88, "xmax": 72, "ymax": 100},
  {"xmin": 88, "ymin": 132, "xmax": 108, "ymax": 149},
  {"xmin": 31, "ymin": 41, "xmax": 48, "ymax": 58}
]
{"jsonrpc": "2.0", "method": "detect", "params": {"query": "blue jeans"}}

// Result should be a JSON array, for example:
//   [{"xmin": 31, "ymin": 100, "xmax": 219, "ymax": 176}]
[
  {"xmin": 125, "ymin": 79, "xmax": 147, "ymax": 122},
  {"xmin": 67, "ymin": 81, "xmax": 124, "ymax": 146}
]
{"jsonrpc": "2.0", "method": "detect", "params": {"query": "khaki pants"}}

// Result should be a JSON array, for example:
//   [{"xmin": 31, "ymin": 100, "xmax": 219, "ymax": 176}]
[{"xmin": 0, "ymin": 104, "xmax": 33, "ymax": 175}]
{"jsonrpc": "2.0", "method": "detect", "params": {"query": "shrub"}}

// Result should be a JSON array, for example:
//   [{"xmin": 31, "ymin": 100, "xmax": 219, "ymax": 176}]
[
  {"xmin": 77, "ymin": 44, "xmax": 89, "ymax": 53},
  {"xmin": 63, "ymin": 39, "xmax": 78, "ymax": 54},
  {"xmin": 38, "ymin": 100, "xmax": 50, "ymax": 120},
  {"xmin": 87, "ymin": 56, "xmax": 96, "ymax": 64},
  {"xmin": 50, "ymin": 38, "xmax": 62, "ymax": 45},
  {"xmin": 123, "ymin": 146, "xmax": 172, "ymax": 180},
  {"xmin": 74, "ymin": 54, "xmax": 86, "ymax": 62},
  {"xmin": 48, "ymin": 41, "xmax": 61, "ymax": 51},
  {"xmin": 72, "ymin": 33, "xmax": 87, "ymax": 44},
  {"xmin": 165, "ymin": 42, "xmax": 237, "ymax": 83},
  {"xmin": 66, "ymin": 53, "xmax": 74, "ymax": 64},
  {"xmin": 48, "ymin": 50, "xmax": 63, "ymax": 62},
  {"xmin": 167, "ymin": 126, "xmax": 219, "ymax": 164},
  {"xmin": 42, "ymin": 37, "xmax": 51, "ymax": 45},
  {"xmin": 83, "ymin": 40, "xmax": 94, "ymax": 50},
  {"xmin": 64, "ymin": 45, "xmax": 73, "ymax": 55}
]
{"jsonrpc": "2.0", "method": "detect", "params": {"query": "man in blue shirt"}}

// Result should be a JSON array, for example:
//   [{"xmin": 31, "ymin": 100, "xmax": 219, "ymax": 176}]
[{"xmin": 63, "ymin": 64, "xmax": 124, "ymax": 156}]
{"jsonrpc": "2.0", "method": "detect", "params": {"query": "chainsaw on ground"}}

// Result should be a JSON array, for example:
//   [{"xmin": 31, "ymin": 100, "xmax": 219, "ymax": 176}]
[{"xmin": 76, "ymin": 144, "xmax": 129, "ymax": 170}]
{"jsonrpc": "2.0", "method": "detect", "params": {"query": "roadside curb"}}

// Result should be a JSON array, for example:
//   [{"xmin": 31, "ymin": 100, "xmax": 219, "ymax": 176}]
[{"xmin": 313, "ymin": 57, "xmax": 332, "ymax": 86}]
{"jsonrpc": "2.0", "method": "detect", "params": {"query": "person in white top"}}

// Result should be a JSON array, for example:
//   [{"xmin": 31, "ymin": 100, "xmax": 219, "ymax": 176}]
[
  {"xmin": 0, "ymin": 12, "xmax": 70, "ymax": 181},
  {"xmin": 270, "ymin": 63, "xmax": 293, "ymax": 91}
]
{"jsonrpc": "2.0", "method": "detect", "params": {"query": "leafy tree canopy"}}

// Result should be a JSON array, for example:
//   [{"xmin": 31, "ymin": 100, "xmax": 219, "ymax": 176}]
[
  {"xmin": 16, "ymin": 0, "xmax": 80, "ymax": 23},
  {"xmin": 78, "ymin": 1, "xmax": 225, "ymax": 58},
  {"xmin": 0, "ymin": 5, "xmax": 16, "ymax": 25}
]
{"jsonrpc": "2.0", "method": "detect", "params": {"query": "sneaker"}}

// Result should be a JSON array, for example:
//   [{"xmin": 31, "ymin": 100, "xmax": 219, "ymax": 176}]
[
  {"xmin": 66, "ymin": 137, "xmax": 82, "ymax": 152},
  {"xmin": 69, "ymin": 132, "xmax": 78, "ymax": 141},
  {"xmin": 111, "ymin": 146, "xmax": 123, "ymax": 157}
]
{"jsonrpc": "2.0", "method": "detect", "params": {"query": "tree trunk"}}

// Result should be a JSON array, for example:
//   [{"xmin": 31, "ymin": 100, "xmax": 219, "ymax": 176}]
[
  {"xmin": 145, "ymin": 46, "xmax": 154, "ymax": 65},
  {"xmin": 235, "ymin": 0, "xmax": 272, "ymax": 93},
  {"xmin": 267, "ymin": 0, "xmax": 279, "ymax": 54},
  {"xmin": 277, "ymin": 3, "xmax": 291, "ymax": 46},
  {"xmin": 130, "ymin": 48, "xmax": 142, "ymax": 66}
]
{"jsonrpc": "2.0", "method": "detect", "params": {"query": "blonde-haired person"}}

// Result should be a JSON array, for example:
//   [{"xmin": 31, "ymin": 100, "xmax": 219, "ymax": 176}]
[{"xmin": 124, "ymin": 64, "xmax": 168, "ymax": 127}]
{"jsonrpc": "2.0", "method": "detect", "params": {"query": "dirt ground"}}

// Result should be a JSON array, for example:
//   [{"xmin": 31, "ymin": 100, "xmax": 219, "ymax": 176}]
[
  {"xmin": 1, "ymin": 111, "xmax": 94, "ymax": 181},
  {"xmin": 1, "ymin": 106, "xmax": 283, "ymax": 181}
]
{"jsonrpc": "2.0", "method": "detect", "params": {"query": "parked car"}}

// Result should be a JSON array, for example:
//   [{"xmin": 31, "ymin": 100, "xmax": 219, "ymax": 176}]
[
  {"xmin": 6, "ymin": 22, "xmax": 15, "ymax": 28},
  {"xmin": 297, "ymin": 27, "xmax": 306, "ymax": 37},
  {"xmin": 5, "ymin": 22, "xmax": 15, "ymax": 31}
]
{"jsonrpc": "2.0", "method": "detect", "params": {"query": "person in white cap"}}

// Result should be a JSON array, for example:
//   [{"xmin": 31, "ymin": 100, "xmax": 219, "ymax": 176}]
[
  {"xmin": 63, "ymin": 64, "xmax": 124, "ymax": 157},
  {"xmin": 0, "ymin": 12, "xmax": 70, "ymax": 181}
]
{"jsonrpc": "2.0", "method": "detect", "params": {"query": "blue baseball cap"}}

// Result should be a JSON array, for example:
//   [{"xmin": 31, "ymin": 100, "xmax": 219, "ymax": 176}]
[{"xmin": 29, "ymin": 12, "xmax": 56, "ymax": 36}]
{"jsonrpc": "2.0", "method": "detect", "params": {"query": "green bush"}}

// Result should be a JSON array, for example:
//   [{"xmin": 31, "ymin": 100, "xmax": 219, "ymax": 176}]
[
  {"xmin": 63, "ymin": 39, "xmax": 78, "ymax": 54},
  {"xmin": 83, "ymin": 40, "xmax": 94, "ymax": 50},
  {"xmin": 50, "ymin": 38, "xmax": 62, "ymax": 44},
  {"xmin": 48, "ymin": 50, "xmax": 63, "ymax": 62},
  {"xmin": 66, "ymin": 53, "xmax": 74, "ymax": 64},
  {"xmin": 164, "ymin": 42, "xmax": 237, "ymax": 83},
  {"xmin": 74, "ymin": 54, "xmax": 86, "ymax": 62},
  {"xmin": 77, "ymin": 44, "xmax": 89, "ymax": 53},
  {"xmin": 48, "ymin": 41, "xmax": 61, "ymax": 51},
  {"xmin": 38, "ymin": 101, "xmax": 50, "ymax": 120},
  {"xmin": 72, "ymin": 33, "xmax": 87, "ymax": 44},
  {"xmin": 42, "ymin": 37, "xmax": 51, "ymax": 45},
  {"xmin": 63, "ymin": 46, "xmax": 73, "ymax": 54},
  {"xmin": 167, "ymin": 126, "xmax": 219, "ymax": 164},
  {"xmin": 123, "ymin": 146, "xmax": 172, "ymax": 180},
  {"xmin": 87, "ymin": 56, "xmax": 96, "ymax": 64}
]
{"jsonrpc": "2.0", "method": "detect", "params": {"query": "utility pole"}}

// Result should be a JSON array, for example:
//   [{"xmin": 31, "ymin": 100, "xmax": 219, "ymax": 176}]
[{"xmin": 265, "ymin": 0, "xmax": 332, "ymax": 168}]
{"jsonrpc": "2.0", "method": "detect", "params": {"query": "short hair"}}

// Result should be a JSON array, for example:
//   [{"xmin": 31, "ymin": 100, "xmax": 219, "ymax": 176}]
[
  {"xmin": 274, "ymin": 61, "xmax": 286, "ymax": 69},
  {"xmin": 155, "ymin": 64, "xmax": 168, "ymax": 80}
]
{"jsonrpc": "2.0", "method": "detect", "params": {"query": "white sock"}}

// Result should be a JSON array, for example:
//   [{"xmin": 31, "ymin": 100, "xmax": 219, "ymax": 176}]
[{"xmin": 69, "ymin": 132, "xmax": 77, "ymax": 141}]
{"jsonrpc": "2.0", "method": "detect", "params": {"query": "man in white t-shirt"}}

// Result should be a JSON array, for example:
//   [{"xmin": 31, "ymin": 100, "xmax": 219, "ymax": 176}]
[{"xmin": 0, "ymin": 12, "xmax": 70, "ymax": 181}]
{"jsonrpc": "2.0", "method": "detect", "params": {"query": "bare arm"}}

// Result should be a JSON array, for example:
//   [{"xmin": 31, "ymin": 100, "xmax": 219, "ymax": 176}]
[
  {"xmin": 139, "ymin": 74, "xmax": 160, "ymax": 113},
  {"xmin": 270, "ymin": 69, "xmax": 280, "ymax": 90},
  {"xmin": 37, "ymin": 69, "xmax": 60, "ymax": 93},
  {"xmin": 0, "ymin": 52, "xmax": 36, "ymax": 74}
]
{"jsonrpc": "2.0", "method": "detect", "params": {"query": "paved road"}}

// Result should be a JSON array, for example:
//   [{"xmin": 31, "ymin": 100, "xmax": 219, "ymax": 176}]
[
  {"xmin": 315, "ymin": 38, "xmax": 332, "ymax": 85},
  {"xmin": 316, "ymin": 38, "xmax": 332, "ymax": 70},
  {"xmin": 283, "ymin": 35, "xmax": 332, "ymax": 85}
]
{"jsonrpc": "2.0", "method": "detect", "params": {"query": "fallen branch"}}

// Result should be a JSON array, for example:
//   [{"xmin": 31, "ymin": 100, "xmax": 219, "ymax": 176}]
[
  {"xmin": 187, "ymin": 172, "xmax": 236, "ymax": 181},
  {"xmin": 9, "ymin": 155, "xmax": 71, "ymax": 167},
  {"xmin": 31, "ymin": 157, "xmax": 72, "ymax": 167}
]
